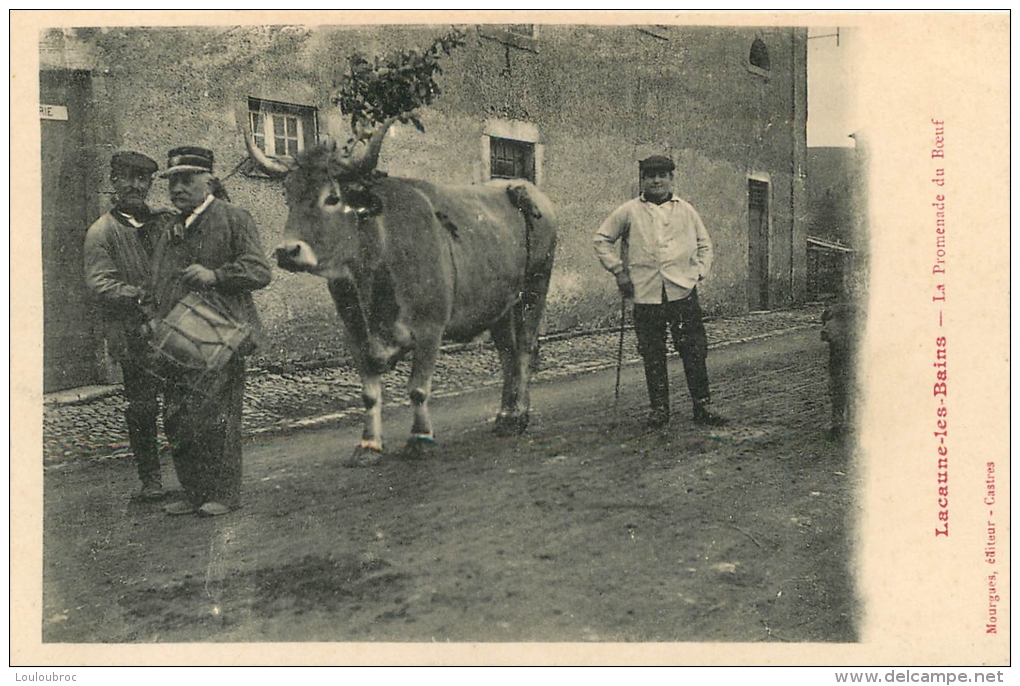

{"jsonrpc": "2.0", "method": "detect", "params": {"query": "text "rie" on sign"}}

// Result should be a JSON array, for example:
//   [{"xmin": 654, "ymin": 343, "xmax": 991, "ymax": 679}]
[{"xmin": 40, "ymin": 104, "xmax": 69, "ymax": 121}]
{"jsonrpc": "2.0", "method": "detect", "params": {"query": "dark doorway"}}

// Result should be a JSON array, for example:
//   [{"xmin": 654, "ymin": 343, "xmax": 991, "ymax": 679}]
[
  {"xmin": 748, "ymin": 180, "xmax": 770, "ymax": 310},
  {"xmin": 41, "ymin": 69, "xmax": 105, "ymax": 391}
]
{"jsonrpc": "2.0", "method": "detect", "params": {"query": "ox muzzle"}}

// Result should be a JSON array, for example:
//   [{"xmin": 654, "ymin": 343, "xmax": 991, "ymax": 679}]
[{"xmin": 274, "ymin": 240, "xmax": 319, "ymax": 273}]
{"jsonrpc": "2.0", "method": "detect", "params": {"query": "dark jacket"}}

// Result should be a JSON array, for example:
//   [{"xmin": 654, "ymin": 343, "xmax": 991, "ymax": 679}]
[
  {"xmin": 150, "ymin": 198, "xmax": 272, "ymax": 352},
  {"xmin": 84, "ymin": 208, "xmax": 169, "ymax": 360}
]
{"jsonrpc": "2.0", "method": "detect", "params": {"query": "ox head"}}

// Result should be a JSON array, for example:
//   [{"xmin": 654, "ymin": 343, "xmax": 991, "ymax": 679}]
[{"xmin": 245, "ymin": 119, "xmax": 394, "ymax": 279}]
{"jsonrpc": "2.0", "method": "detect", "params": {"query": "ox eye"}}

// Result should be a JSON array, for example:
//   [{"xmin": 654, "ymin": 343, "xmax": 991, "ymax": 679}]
[{"xmin": 323, "ymin": 193, "xmax": 341, "ymax": 207}]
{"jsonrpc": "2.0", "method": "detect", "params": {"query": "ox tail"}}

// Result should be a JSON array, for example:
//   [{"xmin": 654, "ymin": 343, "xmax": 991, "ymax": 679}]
[
  {"xmin": 505, "ymin": 184, "xmax": 541, "ymax": 280},
  {"xmin": 505, "ymin": 183, "xmax": 549, "ymax": 369}
]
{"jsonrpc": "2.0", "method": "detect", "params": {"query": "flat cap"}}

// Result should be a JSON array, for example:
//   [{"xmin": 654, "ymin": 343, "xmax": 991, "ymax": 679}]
[
  {"xmin": 161, "ymin": 146, "xmax": 214, "ymax": 177},
  {"xmin": 110, "ymin": 151, "xmax": 158, "ymax": 175},
  {"xmin": 639, "ymin": 155, "xmax": 675, "ymax": 174}
]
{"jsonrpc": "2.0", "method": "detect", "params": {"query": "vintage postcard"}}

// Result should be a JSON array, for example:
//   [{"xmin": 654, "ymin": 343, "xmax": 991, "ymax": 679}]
[{"xmin": 11, "ymin": 10, "xmax": 1009, "ymax": 667}]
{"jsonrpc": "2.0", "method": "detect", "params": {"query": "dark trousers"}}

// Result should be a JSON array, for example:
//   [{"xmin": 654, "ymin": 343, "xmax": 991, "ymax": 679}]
[
  {"xmin": 633, "ymin": 287, "xmax": 711, "ymax": 413},
  {"xmin": 164, "ymin": 356, "xmax": 246, "ymax": 508},
  {"xmin": 120, "ymin": 356, "xmax": 162, "ymax": 485},
  {"xmin": 827, "ymin": 343, "xmax": 851, "ymax": 428}
]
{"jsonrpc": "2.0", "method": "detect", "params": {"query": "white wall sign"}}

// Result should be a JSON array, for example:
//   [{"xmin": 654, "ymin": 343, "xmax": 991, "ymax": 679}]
[{"xmin": 40, "ymin": 104, "xmax": 69, "ymax": 121}]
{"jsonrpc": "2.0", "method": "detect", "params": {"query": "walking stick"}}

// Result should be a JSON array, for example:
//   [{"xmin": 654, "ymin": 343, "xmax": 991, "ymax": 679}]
[{"xmin": 614, "ymin": 294, "xmax": 626, "ymax": 405}]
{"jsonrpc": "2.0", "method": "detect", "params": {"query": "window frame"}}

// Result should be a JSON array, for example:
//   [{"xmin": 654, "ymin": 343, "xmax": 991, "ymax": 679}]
[
  {"xmin": 480, "ymin": 119, "xmax": 544, "ymax": 187},
  {"xmin": 507, "ymin": 24, "xmax": 536, "ymax": 38},
  {"xmin": 247, "ymin": 97, "xmax": 318, "ymax": 159},
  {"xmin": 477, "ymin": 24, "xmax": 540, "ymax": 53},
  {"xmin": 489, "ymin": 136, "xmax": 535, "ymax": 183}
]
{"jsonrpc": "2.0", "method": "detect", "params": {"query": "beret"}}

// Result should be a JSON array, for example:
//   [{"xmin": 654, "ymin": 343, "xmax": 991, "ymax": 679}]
[
  {"xmin": 639, "ymin": 155, "xmax": 675, "ymax": 174},
  {"xmin": 110, "ymin": 151, "xmax": 158, "ymax": 175}
]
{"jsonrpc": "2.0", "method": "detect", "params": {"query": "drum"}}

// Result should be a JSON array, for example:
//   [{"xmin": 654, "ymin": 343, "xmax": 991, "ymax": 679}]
[{"xmin": 146, "ymin": 292, "xmax": 251, "ymax": 396}]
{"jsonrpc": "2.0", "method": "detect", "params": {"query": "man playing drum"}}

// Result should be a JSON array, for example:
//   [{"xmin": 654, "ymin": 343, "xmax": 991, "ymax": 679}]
[{"xmin": 150, "ymin": 147, "xmax": 271, "ymax": 517}]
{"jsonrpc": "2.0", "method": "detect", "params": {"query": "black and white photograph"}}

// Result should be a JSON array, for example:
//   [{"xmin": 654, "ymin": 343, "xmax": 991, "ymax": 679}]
[{"xmin": 12, "ymin": 10, "xmax": 1009, "ymax": 669}]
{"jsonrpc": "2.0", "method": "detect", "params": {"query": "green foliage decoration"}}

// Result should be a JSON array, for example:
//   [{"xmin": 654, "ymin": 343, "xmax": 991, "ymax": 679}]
[{"xmin": 332, "ymin": 28, "xmax": 467, "ymax": 139}]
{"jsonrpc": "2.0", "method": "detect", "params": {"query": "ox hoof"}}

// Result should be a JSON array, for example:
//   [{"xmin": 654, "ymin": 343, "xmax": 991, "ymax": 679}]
[
  {"xmin": 401, "ymin": 435, "xmax": 437, "ymax": 460},
  {"xmin": 344, "ymin": 445, "xmax": 384, "ymax": 468},
  {"xmin": 493, "ymin": 412, "xmax": 530, "ymax": 437}
]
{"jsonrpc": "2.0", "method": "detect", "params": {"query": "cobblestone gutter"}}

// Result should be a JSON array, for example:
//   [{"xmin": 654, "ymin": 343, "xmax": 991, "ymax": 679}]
[{"xmin": 42, "ymin": 307, "xmax": 822, "ymax": 466}]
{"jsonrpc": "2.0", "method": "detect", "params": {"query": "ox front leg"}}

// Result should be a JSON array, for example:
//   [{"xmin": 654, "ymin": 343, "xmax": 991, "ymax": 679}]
[
  {"xmin": 401, "ymin": 328, "xmax": 443, "ymax": 460},
  {"xmin": 329, "ymin": 278, "xmax": 386, "ymax": 467},
  {"xmin": 346, "ymin": 374, "xmax": 385, "ymax": 467}
]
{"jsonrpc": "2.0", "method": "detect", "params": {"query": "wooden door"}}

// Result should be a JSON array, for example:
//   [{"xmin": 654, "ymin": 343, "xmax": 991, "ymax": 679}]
[
  {"xmin": 41, "ymin": 69, "xmax": 104, "ymax": 391},
  {"xmin": 747, "ymin": 180, "xmax": 770, "ymax": 310}
]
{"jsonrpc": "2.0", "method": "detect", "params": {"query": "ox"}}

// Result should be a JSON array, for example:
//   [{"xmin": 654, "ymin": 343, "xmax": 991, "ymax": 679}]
[{"xmin": 245, "ymin": 121, "xmax": 557, "ymax": 464}]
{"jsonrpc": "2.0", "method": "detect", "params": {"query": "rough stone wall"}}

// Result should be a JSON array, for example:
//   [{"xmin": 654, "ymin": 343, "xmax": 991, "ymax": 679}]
[
  {"xmin": 41, "ymin": 24, "xmax": 807, "ymax": 368},
  {"xmin": 807, "ymin": 147, "xmax": 857, "ymax": 245}
]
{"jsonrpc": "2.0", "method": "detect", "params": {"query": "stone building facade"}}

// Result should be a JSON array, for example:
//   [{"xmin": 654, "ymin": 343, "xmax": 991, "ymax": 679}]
[
  {"xmin": 39, "ymin": 23, "xmax": 808, "ymax": 391},
  {"xmin": 805, "ymin": 146, "xmax": 859, "ymax": 301}
]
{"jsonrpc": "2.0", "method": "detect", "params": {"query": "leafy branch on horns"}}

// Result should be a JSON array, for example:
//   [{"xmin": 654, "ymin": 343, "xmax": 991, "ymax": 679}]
[{"xmin": 332, "ymin": 28, "xmax": 467, "ymax": 144}]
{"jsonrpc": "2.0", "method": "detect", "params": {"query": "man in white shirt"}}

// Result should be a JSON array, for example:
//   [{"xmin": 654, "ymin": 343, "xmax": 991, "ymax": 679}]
[{"xmin": 594, "ymin": 155, "xmax": 727, "ymax": 428}]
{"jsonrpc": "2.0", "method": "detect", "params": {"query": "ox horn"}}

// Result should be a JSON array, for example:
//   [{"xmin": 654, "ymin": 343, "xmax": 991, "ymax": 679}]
[
  {"xmin": 357, "ymin": 117, "xmax": 396, "ymax": 174},
  {"xmin": 242, "ymin": 123, "xmax": 294, "ymax": 177},
  {"xmin": 334, "ymin": 117, "xmax": 397, "ymax": 175}
]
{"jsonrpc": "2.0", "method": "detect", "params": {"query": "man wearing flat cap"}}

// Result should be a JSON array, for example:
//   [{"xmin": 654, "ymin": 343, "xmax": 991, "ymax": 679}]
[
  {"xmin": 150, "ymin": 146, "xmax": 271, "ymax": 517},
  {"xmin": 84, "ymin": 151, "xmax": 171, "ymax": 500},
  {"xmin": 594, "ymin": 154, "xmax": 727, "ymax": 429}
]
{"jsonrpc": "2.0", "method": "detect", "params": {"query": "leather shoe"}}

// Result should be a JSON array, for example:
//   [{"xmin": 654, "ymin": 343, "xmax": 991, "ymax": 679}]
[
  {"xmin": 693, "ymin": 406, "xmax": 728, "ymax": 427},
  {"xmin": 197, "ymin": 501, "xmax": 233, "ymax": 517},
  {"xmin": 138, "ymin": 480, "xmax": 164, "ymax": 502},
  {"xmin": 164, "ymin": 500, "xmax": 197, "ymax": 516}
]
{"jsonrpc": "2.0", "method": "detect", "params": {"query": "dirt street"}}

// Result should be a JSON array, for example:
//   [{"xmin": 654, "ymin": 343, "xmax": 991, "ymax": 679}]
[{"xmin": 42, "ymin": 328, "xmax": 859, "ymax": 644}]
